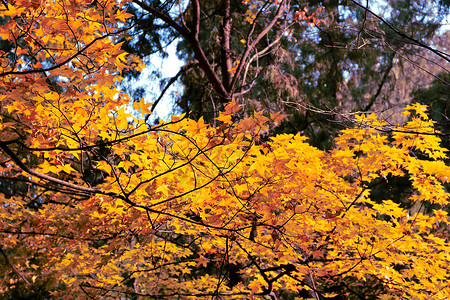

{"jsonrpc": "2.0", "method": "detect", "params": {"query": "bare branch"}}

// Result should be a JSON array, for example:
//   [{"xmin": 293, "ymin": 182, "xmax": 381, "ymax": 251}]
[
  {"xmin": 192, "ymin": 0, "xmax": 200, "ymax": 39},
  {"xmin": 146, "ymin": 62, "xmax": 197, "ymax": 121},
  {"xmin": 133, "ymin": 0, "xmax": 229, "ymax": 100},
  {"xmin": 230, "ymin": 0, "xmax": 287, "ymax": 94},
  {"xmin": 350, "ymin": 0, "xmax": 450, "ymax": 63},
  {"xmin": 220, "ymin": 0, "xmax": 232, "ymax": 91}
]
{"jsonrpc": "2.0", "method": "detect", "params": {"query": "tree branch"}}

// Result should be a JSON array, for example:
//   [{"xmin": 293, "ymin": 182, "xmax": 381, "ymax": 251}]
[
  {"xmin": 350, "ymin": 0, "xmax": 450, "ymax": 63},
  {"xmin": 0, "ymin": 246, "xmax": 31, "ymax": 286},
  {"xmin": 0, "ymin": 31, "xmax": 123, "ymax": 77},
  {"xmin": 230, "ymin": 0, "xmax": 287, "ymax": 94},
  {"xmin": 192, "ymin": 0, "xmax": 200, "ymax": 39},
  {"xmin": 146, "ymin": 62, "xmax": 197, "ymax": 121},
  {"xmin": 0, "ymin": 141, "xmax": 126, "ymax": 200},
  {"xmin": 220, "ymin": 0, "xmax": 232, "ymax": 91},
  {"xmin": 133, "ymin": 0, "xmax": 229, "ymax": 101},
  {"xmin": 362, "ymin": 52, "xmax": 396, "ymax": 111}
]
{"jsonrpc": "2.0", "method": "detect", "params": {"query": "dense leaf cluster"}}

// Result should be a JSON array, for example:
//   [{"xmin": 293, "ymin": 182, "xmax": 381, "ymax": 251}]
[{"xmin": 0, "ymin": 0, "xmax": 449, "ymax": 299}]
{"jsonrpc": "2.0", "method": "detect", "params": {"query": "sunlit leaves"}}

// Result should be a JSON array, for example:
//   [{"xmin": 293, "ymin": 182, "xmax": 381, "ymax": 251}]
[{"xmin": 0, "ymin": 1, "xmax": 449, "ymax": 299}]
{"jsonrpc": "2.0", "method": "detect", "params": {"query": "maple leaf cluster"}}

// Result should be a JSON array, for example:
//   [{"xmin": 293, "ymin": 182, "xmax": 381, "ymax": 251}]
[{"xmin": 0, "ymin": 1, "xmax": 449, "ymax": 299}]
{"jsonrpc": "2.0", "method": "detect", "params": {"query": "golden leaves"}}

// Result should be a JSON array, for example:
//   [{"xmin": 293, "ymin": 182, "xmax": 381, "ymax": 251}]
[
  {"xmin": 132, "ymin": 100, "xmax": 153, "ymax": 115},
  {"xmin": 0, "ymin": 1, "xmax": 449, "ymax": 297}
]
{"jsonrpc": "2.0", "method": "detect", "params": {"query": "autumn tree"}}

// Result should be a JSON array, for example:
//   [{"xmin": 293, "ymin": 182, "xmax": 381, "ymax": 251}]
[{"xmin": 0, "ymin": 1, "xmax": 449, "ymax": 299}]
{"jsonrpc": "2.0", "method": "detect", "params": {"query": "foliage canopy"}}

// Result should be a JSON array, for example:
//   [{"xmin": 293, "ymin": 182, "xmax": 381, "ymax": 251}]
[{"xmin": 0, "ymin": 0, "xmax": 449, "ymax": 299}]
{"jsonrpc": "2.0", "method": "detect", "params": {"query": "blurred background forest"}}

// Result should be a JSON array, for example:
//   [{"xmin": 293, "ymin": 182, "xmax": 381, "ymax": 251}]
[{"xmin": 121, "ymin": 0, "xmax": 449, "ymax": 150}]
